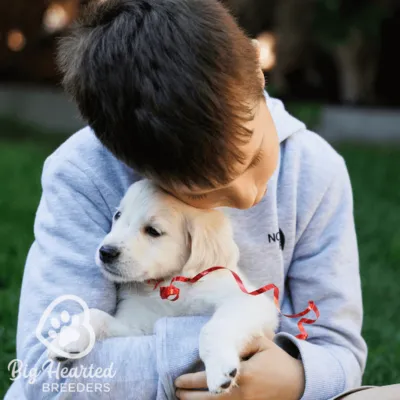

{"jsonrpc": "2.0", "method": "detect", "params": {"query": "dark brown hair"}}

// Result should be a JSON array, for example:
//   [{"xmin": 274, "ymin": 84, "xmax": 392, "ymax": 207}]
[{"xmin": 58, "ymin": 0, "xmax": 264, "ymax": 188}]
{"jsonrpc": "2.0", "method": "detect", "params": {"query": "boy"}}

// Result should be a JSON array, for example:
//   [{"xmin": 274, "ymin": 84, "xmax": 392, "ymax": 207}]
[{"xmin": 5, "ymin": 0, "xmax": 400, "ymax": 399}]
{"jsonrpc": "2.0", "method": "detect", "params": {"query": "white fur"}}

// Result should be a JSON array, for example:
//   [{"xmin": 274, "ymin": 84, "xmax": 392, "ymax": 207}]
[{"xmin": 49, "ymin": 180, "xmax": 278, "ymax": 393}]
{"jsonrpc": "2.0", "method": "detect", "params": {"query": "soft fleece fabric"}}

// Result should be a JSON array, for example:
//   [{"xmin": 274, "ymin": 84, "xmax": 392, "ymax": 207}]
[{"xmin": 5, "ymin": 93, "xmax": 367, "ymax": 400}]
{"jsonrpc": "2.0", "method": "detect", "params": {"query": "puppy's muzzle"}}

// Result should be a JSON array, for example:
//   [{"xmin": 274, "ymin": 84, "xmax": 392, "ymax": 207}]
[{"xmin": 99, "ymin": 245, "xmax": 120, "ymax": 264}]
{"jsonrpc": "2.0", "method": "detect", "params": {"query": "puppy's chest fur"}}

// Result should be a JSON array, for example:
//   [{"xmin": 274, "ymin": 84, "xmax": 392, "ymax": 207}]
[{"xmin": 115, "ymin": 271, "xmax": 252, "ymax": 335}]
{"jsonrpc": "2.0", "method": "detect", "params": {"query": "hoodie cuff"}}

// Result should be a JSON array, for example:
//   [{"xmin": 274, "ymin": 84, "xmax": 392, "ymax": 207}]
[
  {"xmin": 274, "ymin": 333, "xmax": 346, "ymax": 400},
  {"xmin": 154, "ymin": 316, "xmax": 209, "ymax": 400}
]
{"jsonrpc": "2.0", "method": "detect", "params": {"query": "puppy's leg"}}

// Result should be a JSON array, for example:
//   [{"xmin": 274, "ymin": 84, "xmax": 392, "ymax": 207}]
[
  {"xmin": 48, "ymin": 308, "xmax": 134, "ymax": 361},
  {"xmin": 200, "ymin": 295, "xmax": 278, "ymax": 394}
]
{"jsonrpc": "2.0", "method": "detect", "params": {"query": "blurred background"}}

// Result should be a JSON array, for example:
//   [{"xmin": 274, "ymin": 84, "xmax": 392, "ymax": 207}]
[{"xmin": 0, "ymin": 0, "xmax": 399, "ymax": 397}]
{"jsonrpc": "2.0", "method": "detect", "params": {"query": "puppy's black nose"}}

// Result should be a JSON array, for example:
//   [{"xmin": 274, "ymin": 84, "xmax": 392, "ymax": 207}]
[{"xmin": 99, "ymin": 245, "xmax": 120, "ymax": 263}]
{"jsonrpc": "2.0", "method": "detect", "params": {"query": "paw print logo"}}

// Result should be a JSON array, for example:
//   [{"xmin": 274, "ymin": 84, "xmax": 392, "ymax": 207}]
[{"xmin": 36, "ymin": 295, "xmax": 96, "ymax": 360}]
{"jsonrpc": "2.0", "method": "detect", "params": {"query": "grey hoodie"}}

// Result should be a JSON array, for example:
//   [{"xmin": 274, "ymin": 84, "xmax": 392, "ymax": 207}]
[{"xmin": 5, "ymin": 93, "xmax": 367, "ymax": 400}]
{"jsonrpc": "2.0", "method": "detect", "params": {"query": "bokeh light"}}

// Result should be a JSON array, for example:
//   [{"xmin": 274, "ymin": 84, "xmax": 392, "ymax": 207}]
[
  {"xmin": 257, "ymin": 32, "xmax": 276, "ymax": 71},
  {"xmin": 7, "ymin": 30, "xmax": 26, "ymax": 52},
  {"xmin": 43, "ymin": 3, "xmax": 69, "ymax": 33}
]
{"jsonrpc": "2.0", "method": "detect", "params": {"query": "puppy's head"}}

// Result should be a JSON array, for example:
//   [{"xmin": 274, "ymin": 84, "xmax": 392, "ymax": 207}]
[{"xmin": 96, "ymin": 179, "xmax": 239, "ymax": 283}]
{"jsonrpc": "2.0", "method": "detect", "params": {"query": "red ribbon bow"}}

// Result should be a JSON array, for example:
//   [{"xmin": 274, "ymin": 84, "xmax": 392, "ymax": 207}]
[{"xmin": 148, "ymin": 266, "xmax": 320, "ymax": 340}]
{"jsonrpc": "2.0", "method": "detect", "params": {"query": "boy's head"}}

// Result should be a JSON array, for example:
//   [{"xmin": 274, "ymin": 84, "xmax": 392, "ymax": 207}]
[{"xmin": 58, "ymin": 0, "xmax": 279, "ymax": 209}]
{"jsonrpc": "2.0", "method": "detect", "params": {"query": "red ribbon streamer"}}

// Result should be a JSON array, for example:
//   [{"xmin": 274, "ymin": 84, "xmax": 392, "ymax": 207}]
[{"xmin": 148, "ymin": 266, "xmax": 320, "ymax": 340}]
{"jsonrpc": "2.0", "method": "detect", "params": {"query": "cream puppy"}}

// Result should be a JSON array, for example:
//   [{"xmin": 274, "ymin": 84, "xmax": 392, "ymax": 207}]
[{"xmin": 49, "ymin": 179, "xmax": 278, "ymax": 394}]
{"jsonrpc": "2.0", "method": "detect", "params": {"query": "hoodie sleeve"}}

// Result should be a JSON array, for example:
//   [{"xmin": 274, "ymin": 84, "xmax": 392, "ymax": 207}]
[
  {"xmin": 13, "ymin": 155, "xmax": 205, "ymax": 400},
  {"xmin": 274, "ymin": 157, "xmax": 367, "ymax": 400}
]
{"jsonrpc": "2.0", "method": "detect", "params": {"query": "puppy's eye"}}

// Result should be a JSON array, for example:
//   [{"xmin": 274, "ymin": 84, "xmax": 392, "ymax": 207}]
[
  {"xmin": 144, "ymin": 226, "xmax": 163, "ymax": 238},
  {"xmin": 114, "ymin": 211, "xmax": 122, "ymax": 221}
]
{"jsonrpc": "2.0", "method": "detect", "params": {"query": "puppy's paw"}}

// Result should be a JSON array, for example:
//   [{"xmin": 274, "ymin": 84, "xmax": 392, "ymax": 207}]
[
  {"xmin": 204, "ymin": 351, "xmax": 240, "ymax": 394},
  {"xmin": 47, "ymin": 312, "xmax": 94, "ymax": 361}
]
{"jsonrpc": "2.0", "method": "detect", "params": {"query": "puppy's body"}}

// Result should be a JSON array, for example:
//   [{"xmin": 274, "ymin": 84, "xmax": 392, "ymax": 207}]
[
  {"xmin": 49, "ymin": 180, "xmax": 278, "ymax": 393},
  {"xmin": 116, "ymin": 267, "xmax": 272, "ymax": 333},
  {"xmin": 117, "ymin": 279, "xmax": 218, "ymax": 333}
]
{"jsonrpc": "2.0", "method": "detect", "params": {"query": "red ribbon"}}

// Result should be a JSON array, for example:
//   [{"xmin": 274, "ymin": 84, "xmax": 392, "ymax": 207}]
[{"xmin": 147, "ymin": 266, "xmax": 320, "ymax": 340}]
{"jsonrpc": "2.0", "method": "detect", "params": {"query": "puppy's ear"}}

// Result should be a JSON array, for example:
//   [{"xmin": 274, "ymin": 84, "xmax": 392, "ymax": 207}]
[{"xmin": 182, "ymin": 210, "xmax": 239, "ymax": 277}]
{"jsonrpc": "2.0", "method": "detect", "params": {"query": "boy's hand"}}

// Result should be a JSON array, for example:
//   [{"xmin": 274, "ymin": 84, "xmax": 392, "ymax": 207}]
[{"xmin": 175, "ymin": 336, "xmax": 305, "ymax": 400}]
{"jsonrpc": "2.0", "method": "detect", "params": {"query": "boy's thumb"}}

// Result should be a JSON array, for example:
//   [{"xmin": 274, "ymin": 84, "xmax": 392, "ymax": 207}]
[{"xmin": 240, "ymin": 335, "xmax": 275, "ymax": 360}]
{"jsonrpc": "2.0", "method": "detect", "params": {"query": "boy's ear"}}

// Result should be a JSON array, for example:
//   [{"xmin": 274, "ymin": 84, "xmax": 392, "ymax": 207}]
[
  {"xmin": 251, "ymin": 39, "xmax": 266, "ymax": 88},
  {"xmin": 252, "ymin": 39, "xmax": 261, "ymax": 59},
  {"xmin": 182, "ymin": 210, "xmax": 239, "ymax": 277}
]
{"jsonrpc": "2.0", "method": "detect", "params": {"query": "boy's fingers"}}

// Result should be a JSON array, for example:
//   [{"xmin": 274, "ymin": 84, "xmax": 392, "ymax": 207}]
[
  {"xmin": 176, "ymin": 389, "xmax": 238, "ymax": 400},
  {"xmin": 264, "ymin": 330, "xmax": 275, "ymax": 341},
  {"xmin": 175, "ymin": 371, "xmax": 208, "ymax": 389},
  {"xmin": 239, "ymin": 335, "xmax": 273, "ymax": 359},
  {"xmin": 176, "ymin": 336, "xmax": 275, "ymax": 392}
]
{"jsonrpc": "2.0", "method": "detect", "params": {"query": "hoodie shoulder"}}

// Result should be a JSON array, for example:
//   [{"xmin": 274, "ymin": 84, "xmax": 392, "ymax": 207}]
[
  {"xmin": 280, "ymin": 129, "xmax": 347, "ymax": 204},
  {"xmin": 43, "ymin": 127, "xmax": 137, "ymax": 207},
  {"xmin": 48, "ymin": 126, "xmax": 113, "ymax": 170},
  {"xmin": 287, "ymin": 129, "xmax": 343, "ymax": 168}
]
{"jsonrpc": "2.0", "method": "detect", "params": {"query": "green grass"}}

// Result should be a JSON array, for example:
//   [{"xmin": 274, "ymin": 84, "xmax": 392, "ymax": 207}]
[
  {"xmin": 286, "ymin": 102, "xmax": 322, "ymax": 130},
  {"xmin": 339, "ymin": 144, "xmax": 400, "ymax": 385},
  {"xmin": 0, "ymin": 128, "xmax": 399, "ymax": 397}
]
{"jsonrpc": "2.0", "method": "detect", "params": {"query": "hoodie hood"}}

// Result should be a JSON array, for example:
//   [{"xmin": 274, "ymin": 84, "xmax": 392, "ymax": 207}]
[{"xmin": 264, "ymin": 90, "xmax": 306, "ymax": 143}]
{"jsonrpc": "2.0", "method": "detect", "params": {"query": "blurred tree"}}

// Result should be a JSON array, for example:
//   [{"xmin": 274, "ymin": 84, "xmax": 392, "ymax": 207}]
[
  {"xmin": 224, "ymin": 0, "xmax": 397, "ymax": 105},
  {"xmin": 270, "ymin": 0, "xmax": 317, "ymax": 94},
  {"xmin": 222, "ymin": 0, "xmax": 318, "ymax": 94},
  {"xmin": 220, "ymin": 0, "xmax": 275, "ymax": 37},
  {"xmin": 313, "ymin": 0, "xmax": 389, "ymax": 104},
  {"xmin": 0, "ymin": 0, "xmax": 78, "ymax": 84},
  {"xmin": 0, "ymin": 0, "xmax": 47, "ymax": 70}
]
